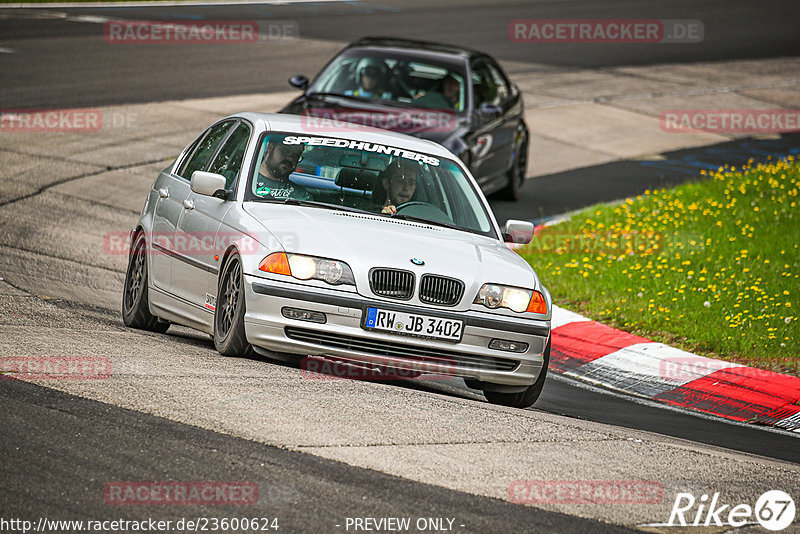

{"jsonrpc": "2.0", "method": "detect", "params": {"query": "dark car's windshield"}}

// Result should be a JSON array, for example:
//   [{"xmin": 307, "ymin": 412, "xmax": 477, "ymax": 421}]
[
  {"xmin": 245, "ymin": 133, "xmax": 496, "ymax": 238},
  {"xmin": 307, "ymin": 49, "xmax": 467, "ymax": 112}
]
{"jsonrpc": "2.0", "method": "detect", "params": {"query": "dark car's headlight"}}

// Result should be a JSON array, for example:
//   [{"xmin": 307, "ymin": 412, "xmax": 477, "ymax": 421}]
[
  {"xmin": 474, "ymin": 284, "xmax": 547, "ymax": 314},
  {"xmin": 259, "ymin": 252, "xmax": 355, "ymax": 286}
]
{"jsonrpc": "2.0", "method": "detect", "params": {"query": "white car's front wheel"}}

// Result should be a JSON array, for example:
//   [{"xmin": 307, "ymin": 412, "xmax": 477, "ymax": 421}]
[
  {"xmin": 214, "ymin": 254, "xmax": 253, "ymax": 357},
  {"xmin": 483, "ymin": 338, "xmax": 549, "ymax": 408}
]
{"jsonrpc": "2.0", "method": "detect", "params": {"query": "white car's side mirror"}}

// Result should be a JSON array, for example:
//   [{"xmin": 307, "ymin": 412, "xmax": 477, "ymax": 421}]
[
  {"xmin": 190, "ymin": 171, "xmax": 228, "ymax": 199},
  {"xmin": 502, "ymin": 219, "xmax": 534, "ymax": 245}
]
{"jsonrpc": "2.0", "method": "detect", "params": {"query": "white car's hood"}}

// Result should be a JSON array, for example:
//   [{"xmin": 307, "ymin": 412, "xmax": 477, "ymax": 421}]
[{"xmin": 244, "ymin": 204, "xmax": 539, "ymax": 308}]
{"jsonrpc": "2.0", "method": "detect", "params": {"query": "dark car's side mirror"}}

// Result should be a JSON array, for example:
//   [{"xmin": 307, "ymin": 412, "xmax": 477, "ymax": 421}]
[
  {"xmin": 289, "ymin": 75, "xmax": 309, "ymax": 90},
  {"xmin": 479, "ymin": 102, "xmax": 502, "ymax": 116}
]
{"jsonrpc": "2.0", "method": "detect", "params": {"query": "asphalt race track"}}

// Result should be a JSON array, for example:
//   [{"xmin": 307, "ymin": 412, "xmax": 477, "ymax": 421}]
[
  {"xmin": 1, "ymin": 0, "xmax": 799, "ymax": 108},
  {"xmin": 1, "ymin": 379, "xmax": 629, "ymax": 533},
  {"xmin": 1, "ymin": 1, "xmax": 799, "ymax": 531}
]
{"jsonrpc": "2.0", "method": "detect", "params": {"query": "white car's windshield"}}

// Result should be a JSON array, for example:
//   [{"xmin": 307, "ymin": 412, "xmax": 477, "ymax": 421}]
[
  {"xmin": 245, "ymin": 133, "xmax": 496, "ymax": 238},
  {"xmin": 307, "ymin": 50, "xmax": 466, "ymax": 112}
]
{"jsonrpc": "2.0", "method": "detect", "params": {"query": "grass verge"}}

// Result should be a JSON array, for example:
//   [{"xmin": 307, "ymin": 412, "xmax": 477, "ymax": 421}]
[{"xmin": 520, "ymin": 156, "xmax": 798, "ymax": 375}]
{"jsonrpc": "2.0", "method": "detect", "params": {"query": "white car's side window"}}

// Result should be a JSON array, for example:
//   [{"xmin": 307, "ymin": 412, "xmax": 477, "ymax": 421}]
[
  {"xmin": 174, "ymin": 135, "xmax": 204, "ymax": 178},
  {"xmin": 177, "ymin": 120, "xmax": 235, "ymax": 181},
  {"xmin": 208, "ymin": 122, "xmax": 252, "ymax": 189}
]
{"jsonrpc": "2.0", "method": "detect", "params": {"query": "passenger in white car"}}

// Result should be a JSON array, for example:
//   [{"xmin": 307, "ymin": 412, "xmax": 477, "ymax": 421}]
[{"xmin": 378, "ymin": 160, "xmax": 419, "ymax": 214}]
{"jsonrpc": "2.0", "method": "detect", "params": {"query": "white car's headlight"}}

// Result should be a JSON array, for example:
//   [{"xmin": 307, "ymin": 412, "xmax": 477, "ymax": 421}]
[
  {"xmin": 474, "ymin": 284, "xmax": 547, "ymax": 314},
  {"xmin": 288, "ymin": 255, "xmax": 317, "ymax": 280},
  {"xmin": 259, "ymin": 252, "xmax": 355, "ymax": 286}
]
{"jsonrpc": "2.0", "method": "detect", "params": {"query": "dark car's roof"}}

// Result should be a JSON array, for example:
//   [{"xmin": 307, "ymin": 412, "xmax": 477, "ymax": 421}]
[{"xmin": 349, "ymin": 37, "xmax": 487, "ymax": 60}]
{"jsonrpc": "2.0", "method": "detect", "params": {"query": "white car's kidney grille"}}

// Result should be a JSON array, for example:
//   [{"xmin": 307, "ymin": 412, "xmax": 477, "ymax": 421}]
[
  {"xmin": 285, "ymin": 327, "xmax": 519, "ymax": 372},
  {"xmin": 370, "ymin": 268, "xmax": 414, "ymax": 300},
  {"xmin": 419, "ymin": 274, "xmax": 464, "ymax": 306}
]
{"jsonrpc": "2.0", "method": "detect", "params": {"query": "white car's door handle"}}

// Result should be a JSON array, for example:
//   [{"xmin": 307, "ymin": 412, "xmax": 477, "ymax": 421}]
[
  {"xmin": 182, "ymin": 199, "xmax": 195, "ymax": 210},
  {"xmin": 158, "ymin": 188, "xmax": 169, "ymax": 198}
]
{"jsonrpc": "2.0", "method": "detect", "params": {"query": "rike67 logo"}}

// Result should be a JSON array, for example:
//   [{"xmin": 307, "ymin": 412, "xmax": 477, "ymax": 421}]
[{"xmin": 667, "ymin": 490, "xmax": 796, "ymax": 531}]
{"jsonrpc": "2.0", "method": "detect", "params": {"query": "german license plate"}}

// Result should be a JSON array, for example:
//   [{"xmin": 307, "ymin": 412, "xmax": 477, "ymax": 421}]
[{"xmin": 364, "ymin": 307, "xmax": 463, "ymax": 342}]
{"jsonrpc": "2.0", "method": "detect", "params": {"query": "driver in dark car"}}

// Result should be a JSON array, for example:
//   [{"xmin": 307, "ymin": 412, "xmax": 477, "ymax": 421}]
[
  {"xmin": 344, "ymin": 59, "xmax": 392, "ymax": 99},
  {"xmin": 377, "ymin": 160, "xmax": 418, "ymax": 215}
]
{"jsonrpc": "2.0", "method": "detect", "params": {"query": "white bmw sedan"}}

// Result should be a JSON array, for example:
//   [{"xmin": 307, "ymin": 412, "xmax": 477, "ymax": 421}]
[{"xmin": 123, "ymin": 113, "xmax": 552, "ymax": 407}]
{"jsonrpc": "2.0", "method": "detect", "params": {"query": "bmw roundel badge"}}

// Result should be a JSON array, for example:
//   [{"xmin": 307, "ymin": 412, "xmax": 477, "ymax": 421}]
[{"xmin": 410, "ymin": 258, "xmax": 425, "ymax": 266}]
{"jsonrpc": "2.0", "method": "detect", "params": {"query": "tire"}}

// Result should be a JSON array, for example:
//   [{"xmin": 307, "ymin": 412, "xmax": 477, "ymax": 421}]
[
  {"xmin": 500, "ymin": 131, "xmax": 528, "ymax": 201},
  {"xmin": 214, "ymin": 253, "xmax": 253, "ymax": 357},
  {"xmin": 484, "ymin": 338, "xmax": 550, "ymax": 408},
  {"xmin": 122, "ymin": 232, "xmax": 169, "ymax": 333}
]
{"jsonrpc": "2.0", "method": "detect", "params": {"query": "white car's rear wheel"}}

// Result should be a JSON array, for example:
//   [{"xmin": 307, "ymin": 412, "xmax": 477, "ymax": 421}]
[{"xmin": 122, "ymin": 232, "xmax": 169, "ymax": 333}]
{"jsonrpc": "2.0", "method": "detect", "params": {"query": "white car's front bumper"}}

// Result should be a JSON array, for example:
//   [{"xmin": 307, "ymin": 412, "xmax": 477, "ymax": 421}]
[{"xmin": 243, "ymin": 275, "xmax": 550, "ymax": 387}]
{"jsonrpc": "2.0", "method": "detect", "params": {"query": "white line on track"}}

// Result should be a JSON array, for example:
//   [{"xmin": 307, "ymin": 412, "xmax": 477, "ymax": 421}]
[
  {"xmin": 3, "ymin": 0, "xmax": 345, "ymax": 8},
  {"xmin": 0, "ymin": 47, "xmax": 16, "ymax": 53},
  {"xmin": 68, "ymin": 14, "xmax": 110, "ymax": 23}
]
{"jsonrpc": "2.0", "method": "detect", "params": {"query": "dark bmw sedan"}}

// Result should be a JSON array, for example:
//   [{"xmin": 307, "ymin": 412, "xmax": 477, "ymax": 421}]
[{"xmin": 280, "ymin": 37, "xmax": 529, "ymax": 200}]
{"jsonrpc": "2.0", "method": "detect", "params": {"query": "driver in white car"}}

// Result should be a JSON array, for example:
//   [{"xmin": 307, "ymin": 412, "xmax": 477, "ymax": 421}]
[
  {"xmin": 254, "ymin": 139, "xmax": 313, "ymax": 201},
  {"xmin": 378, "ymin": 160, "xmax": 418, "ymax": 215}
]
